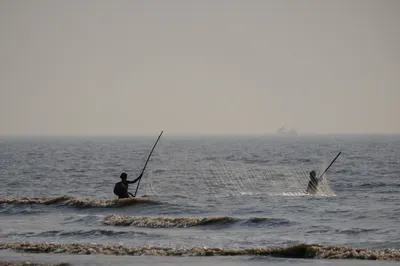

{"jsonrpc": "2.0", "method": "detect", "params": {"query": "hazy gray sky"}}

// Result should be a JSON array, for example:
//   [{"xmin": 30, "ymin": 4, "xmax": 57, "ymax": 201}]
[{"xmin": 1, "ymin": 0, "xmax": 399, "ymax": 136}]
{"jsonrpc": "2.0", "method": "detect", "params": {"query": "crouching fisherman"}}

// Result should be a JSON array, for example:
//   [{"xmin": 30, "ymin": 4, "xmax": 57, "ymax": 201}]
[
  {"xmin": 305, "ymin": 170, "xmax": 320, "ymax": 194},
  {"xmin": 114, "ymin": 172, "xmax": 143, "ymax": 198}
]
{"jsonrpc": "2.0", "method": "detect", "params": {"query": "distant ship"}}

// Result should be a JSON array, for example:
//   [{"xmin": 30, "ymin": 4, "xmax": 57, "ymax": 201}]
[{"xmin": 277, "ymin": 126, "xmax": 298, "ymax": 135}]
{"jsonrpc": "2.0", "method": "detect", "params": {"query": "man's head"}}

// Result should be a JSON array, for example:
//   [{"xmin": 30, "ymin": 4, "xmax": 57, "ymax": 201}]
[
  {"xmin": 120, "ymin": 172, "xmax": 127, "ymax": 180},
  {"xmin": 310, "ymin": 170, "xmax": 316, "ymax": 178}
]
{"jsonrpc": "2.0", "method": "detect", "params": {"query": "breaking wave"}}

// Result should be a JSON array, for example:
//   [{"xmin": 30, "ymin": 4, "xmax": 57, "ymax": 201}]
[
  {"xmin": 0, "ymin": 196, "xmax": 161, "ymax": 208},
  {"xmin": 103, "ymin": 214, "xmax": 292, "ymax": 228},
  {"xmin": 0, "ymin": 242, "xmax": 399, "ymax": 260}
]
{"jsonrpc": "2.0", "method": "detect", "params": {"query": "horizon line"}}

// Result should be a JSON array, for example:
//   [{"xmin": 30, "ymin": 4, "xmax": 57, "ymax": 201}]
[{"xmin": 1, "ymin": 132, "xmax": 400, "ymax": 138}]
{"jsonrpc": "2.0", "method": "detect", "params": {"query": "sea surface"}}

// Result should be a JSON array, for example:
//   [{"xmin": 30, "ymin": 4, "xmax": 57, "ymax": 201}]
[{"xmin": 0, "ymin": 134, "xmax": 399, "ymax": 265}]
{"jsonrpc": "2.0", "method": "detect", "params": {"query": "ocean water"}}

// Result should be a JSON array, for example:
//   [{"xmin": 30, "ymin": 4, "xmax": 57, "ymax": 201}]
[{"xmin": 0, "ymin": 134, "xmax": 399, "ymax": 265}]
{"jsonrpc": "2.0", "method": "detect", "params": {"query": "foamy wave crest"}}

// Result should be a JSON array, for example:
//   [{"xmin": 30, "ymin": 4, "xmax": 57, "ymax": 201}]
[
  {"xmin": 0, "ymin": 242, "xmax": 399, "ymax": 260},
  {"xmin": 103, "ymin": 214, "xmax": 291, "ymax": 228},
  {"xmin": 0, "ymin": 196, "xmax": 160, "ymax": 208}
]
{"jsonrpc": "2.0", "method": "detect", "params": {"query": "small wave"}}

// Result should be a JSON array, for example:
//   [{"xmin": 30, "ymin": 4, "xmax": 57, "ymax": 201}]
[
  {"xmin": 242, "ymin": 159, "xmax": 270, "ymax": 164},
  {"xmin": 335, "ymin": 228, "xmax": 380, "ymax": 235},
  {"xmin": 0, "ymin": 261, "xmax": 69, "ymax": 266},
  {"xmin": 152, "ymin": 169, "xmax": 167, "ymax": 174},
  {"xmin": 306, "ymin": 227, "xmax": 384, "ymax": 235},
  {"xmin": 0, "ymin": 204, "xmax": 44, "ymax": 215},
  {"xmin": 203, "ymin": 156, "xmax": 218, "ymax": 161},
  {"xmin": 272, "ymin": 192, "xmax": 336, "ymax": 197},
  {"xmin": 325, "ymin": 209, "xmax": 351, "ymax": 214},
  {"xmin": 223, "ymin": 155, "xmax": 269, "ymax": 164},
  {"xmin": 360, "ymin": 182, "xmax": 389, "ymax": 188},
  {"xmin": 0, "ymin": 196, "xmax": 161, "ymax": 208},
  {"xmin": 305, "ymin": 225, "xmax": 333, "ymax": 234},
  {"xmin": 61, "ymin": 214, "xmax": 103, "ymax": 225},
  {"xmin": 297, "ymin": 158, "xmax": 312, "ymax": 163},
  {"xmin": 306, "ymin": 229, "xmax": 331, "ymax": 234},
  {"xmin": 351, "ymin": 214, "xmax": 368, "ymax": 220},
  {"xmin": 3, "ymin": 229, "xmax": 148, "ymax": 238},
  {"xmin": 103, "ymin": 214, "xmax": 290, "ymax": 228},
  {"xmin": 243, "ymin": 217, "xmax": 291, "ymax": 226},
  {"xmin": 0, "ymin": 242, "xmax": 399, "ymax": 260}
]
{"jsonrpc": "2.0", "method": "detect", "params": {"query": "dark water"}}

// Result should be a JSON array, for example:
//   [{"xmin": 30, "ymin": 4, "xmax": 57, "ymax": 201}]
[{"xmin": 0, "ymin": 135, "xmax": 399, "ymax": 265}]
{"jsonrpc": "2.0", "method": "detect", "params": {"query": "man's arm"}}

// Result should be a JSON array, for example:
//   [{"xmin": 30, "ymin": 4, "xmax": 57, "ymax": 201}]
[{"xmin": 127, "ymin": 173, "xmax": 143, "ymax": 184}]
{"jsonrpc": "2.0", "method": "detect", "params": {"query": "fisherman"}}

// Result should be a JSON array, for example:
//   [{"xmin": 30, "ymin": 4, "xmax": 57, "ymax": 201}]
[
  {"xmin": 113, "ymin": 172, "xmax": 143, "ymax": 198},
  {"xmin": 306, "ymin": 170, "xmax": 320, "ymax": 194}
]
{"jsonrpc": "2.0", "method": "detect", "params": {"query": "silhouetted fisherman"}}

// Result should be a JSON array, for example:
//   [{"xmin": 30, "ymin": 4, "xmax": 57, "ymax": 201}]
[
  {"xmin": 113, "ymin": 172, "xmax": 142, "ymax": 198},
  {"xmin": 306, "ymin": 170, "xmax": 320, "ymax": 194}
]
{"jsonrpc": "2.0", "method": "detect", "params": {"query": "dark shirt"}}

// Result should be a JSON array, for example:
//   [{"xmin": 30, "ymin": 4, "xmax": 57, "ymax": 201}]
[
  {"xmin": 113, "ymin": 176, "xmax": 141, "ymax": 199},
  {"xmin": 114, "ymin": 181, "xmax": 129, "ymax": 198}
]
